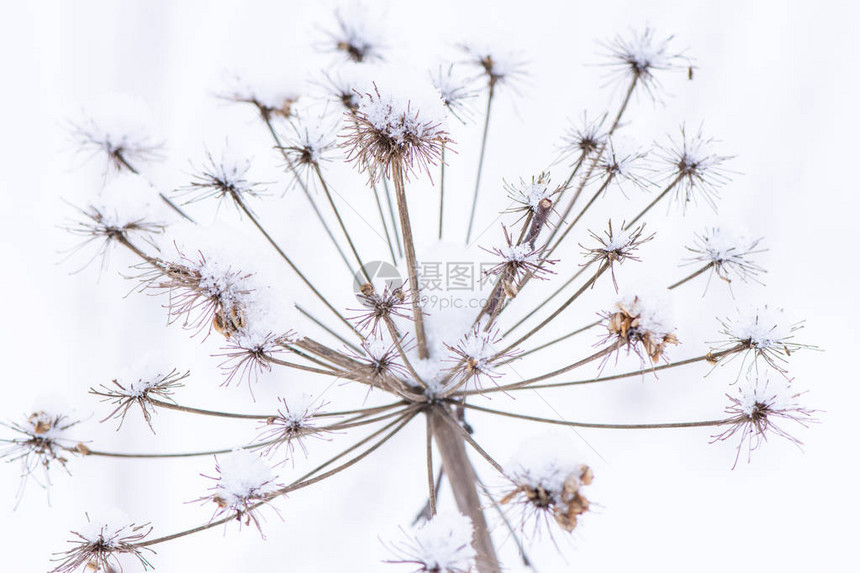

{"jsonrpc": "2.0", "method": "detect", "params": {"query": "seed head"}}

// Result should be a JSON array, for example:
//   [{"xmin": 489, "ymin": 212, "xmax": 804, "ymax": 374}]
[
  {"xmin": 52, "ymin": 513, "xmax": 153, "ymax": 573},
  {"xmin": 582, "ymin": 221, "xmax": 654, "ymax": 291},
  {"xmin": 343, "ymin": 84, "xmax": 450, "ymax": 181},
  {"xmin": 601, "ymin": 293, "xmax": 679, "ymax": 364},
  {"xmin": 90, "ymin": 369, "xmax": 189, "ymax": 433}
]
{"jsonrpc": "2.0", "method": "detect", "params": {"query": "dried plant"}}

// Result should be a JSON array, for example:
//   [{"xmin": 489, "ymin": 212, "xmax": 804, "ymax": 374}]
[{"xmin": 5, "ymin": 8, "xmax": 820, "ymax": 573}]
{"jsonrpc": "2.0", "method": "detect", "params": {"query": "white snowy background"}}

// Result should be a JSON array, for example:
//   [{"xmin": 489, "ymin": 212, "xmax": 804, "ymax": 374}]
[{"xmin": 1, "ymin": 0, "xmax": 857, "ymax": 571}]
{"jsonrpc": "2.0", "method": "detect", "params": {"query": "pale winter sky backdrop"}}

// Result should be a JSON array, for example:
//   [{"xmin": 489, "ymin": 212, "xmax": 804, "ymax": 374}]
[{"xmin": 0, "ymin": 1, "xmax": 857, "ymax": 572}]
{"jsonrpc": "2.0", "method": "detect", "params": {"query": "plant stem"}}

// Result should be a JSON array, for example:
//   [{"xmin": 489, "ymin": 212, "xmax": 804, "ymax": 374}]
[
  {"xmin": 426, "ymin": 414, "xmax": 437, "ymax": 518},
  {"xmin": 391, "ymin": 162, "xmax": 429, "ymax": 359},
  {"xmin": 439, "ymin": 143, "xmax": 446, "ymax": 240},
  {"xmin": 430, "ymin": 406, "xmax": 500, "ymax": 573},
  {"xmin": 232, "ymin": 194, "xmax": 359, "ymax": 337},
  {"xmin": 371, "ymin": 178, "xmax": 398, "ymax": 265},
  {"xmin": 459, "ymin": 402, "xmax": 728, "ymax": 430},
  {"xmin": 114, "ymin": 152, "xmax": 196, "ymax": 224},
  {"xmin": 667, "ymin": 262, "xmax": 715, "ymax": 290},
  {"xmin": 262, "ymin": 115, "xmax": 355, "ymax": 275},
  {"xmin": 313, "ymin": 164, "xmax": 370, "ymax": 282},
  {"xmin": 381, "ymin": 176, "xmax": 403, "ymax": 257},
  {"xmin": 465, "ymin": 84, "xmax": 495, "ymax": 245}
]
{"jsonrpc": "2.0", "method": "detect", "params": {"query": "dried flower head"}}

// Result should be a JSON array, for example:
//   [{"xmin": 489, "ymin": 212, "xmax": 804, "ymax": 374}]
[
  {"xmin": 344, "ymin": 84, "xmax": 450, "ymax": 181},
  {"xmin": 218, "ymin": 330, "xmax": 297, "ymax": 387},
  {"xmin": 319, "ymin": 70, "xmax": 362, "ymax": 112},
  {"xmin": 257, "ymin": 397, "xmax": 328, "ymax": 461},
  {"xmin": 582, "ymin": 221, "xmax": 654, "ymax": 290},
  {"xmin": 502, "ymin": 439, "xmax": 594, "ymax": 534},
  {"xmin": 350, "ymin": 282, "xmax": 413, "ymax": 334},
  {"xmin": 431, "ymin": 64, "xmax": 478, "ymax": 124},
  {"xmin": 717, "ymin": 306, "xmax": 811, "ymax": 375},
  {"xmin": 505, "ymin": 173, "xmax": 557, "ymax": 215},
  {"xmin": 655, "ymin": 124, "xmax": 732, "ymax": 210},
  {"xmin": 385, "ymin": 512, "xmax": 477, "ymax": 573},
  {"xmin": 279, "ymin": 119, "xmax": 337, "ymax": 180},
  {"xmin": 684, "ymin": 227, "xmax": 766, "ymax": 288},
  {"xmin": 69, "ymin": 95, "xmax": 163, "ymax": 174},
  {"xmin": 325, "ymin": 7, "xmax": 384, "ymax": 63},
  {"xmin": 602, "ymin": 27, "xmax": 688, "ymax": 97},
  {"xmin": 559, "ymin": 112, "xmax": 607, "ymax": 160},
  {"xmin": 460, "ymin": 43, "xmax": 525, "ymax": 92},
  {"xmin": 1, "ymin": 408, "xmax": 81, "ymax": 497},
  {"xmin": 445, "ymin": 327, "xmax": 508, "ymax": 388},
  {"xmin": 64, "ymin": 203, "xmax": 165, "ymax": 269},
  {"xmin": 176, "ymin": 148, "xmax": 266, "ymax": 207},
  {"xmin": 198, "ymin": 449, "xmax": 281, "ymax": 535},
  {"xmin": 597, "ymin": 136, "xmax": 649, "ymax": 191},
  {"xmin": 222, "ymin": 73, "xmax": 301, "ymax": 120},
  {"xmin": 138, "ymin": 249, "xmax": 253, "ymax": 337},
  {"xmin": 52, "ymin": 513, "xmax": 153, "ymax": 573},
  {"xmin": 347, "ymin": 338, "xmax": 410, "ymax": 387},
  {"xmin": 712, "ymin": 376, "xmax": 816, "ymax": 468},
  {"xmin": 485, "ymin": 227, "xmax": 555, "ymax": 289},
  {"xmin": 602, "ymin": 293, "xmax": 679, "ymax": 364},
  {"xmin": 90, "ymin": 369, "xmax": 189, "ymax": 432}
]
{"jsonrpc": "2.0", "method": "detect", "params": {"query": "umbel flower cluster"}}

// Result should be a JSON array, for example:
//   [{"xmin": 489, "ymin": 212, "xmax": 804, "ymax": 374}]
[{"xmin": 3, "ymin": 9, "xmax": 818, "ymax": 573}]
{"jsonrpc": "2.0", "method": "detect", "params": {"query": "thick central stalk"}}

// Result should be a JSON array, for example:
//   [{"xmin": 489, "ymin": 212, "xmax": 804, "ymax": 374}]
[
  {"xmin": 430, "ymin": 407, "xmax": 500, "ymax": 573},
  {"xmin": 390, "ymin": 162, "xmax": 429, "ymax": 359}
]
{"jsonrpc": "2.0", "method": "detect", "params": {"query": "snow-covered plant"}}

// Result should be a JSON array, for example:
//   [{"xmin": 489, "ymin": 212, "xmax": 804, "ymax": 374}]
[{"xmin": 3, "ymin": 8, "xmax": 820, "ymax": 573}]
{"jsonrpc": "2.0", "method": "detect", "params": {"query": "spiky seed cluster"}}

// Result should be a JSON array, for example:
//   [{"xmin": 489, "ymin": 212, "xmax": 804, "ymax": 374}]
[
  {"xmin": 486, "ymin": 228, "xmax": 555, "ymax": 291},
  {"xmin": 460, "ymin": 44, "xmax": 524, "ymax": 91},
  {"xmin": 559, "ymin": 113, "xmax": 606, "ymax": 159},
  {"xmin": 717, "ymin": 306, "xmax": 809, "ymax": 375},
  {"xmin": 502, "ymin": 463, "xmax": 594, "ymax": 533},
  {"xmin": 280, "ymin": 121, "xmax": 336, "ymax": 177},
  {"xmin": 505, "ymin": 174, "xmax": 556, "ymax": 215},
  {"xmin": 686, "ymin": 227, "xmax": 765, "ymax": 285},
  {"xmin": 328, "ymin": 10, "xmax": 383, "ymax": 63},
  {"xmin": 223, "ymin": 77, "xmax": 300, "ymax": 120},
  {"xmin": 348, "ymin": 338, "xmax": 410, "ymax": 387},
  {"xmin": 656, "ymin": 125, "xmax": 731, "ymax": 209},
  {"xmin": 603, "ymin": 295, "xmax": 679, "ymax": 363},
  {"xmin": 177, "ymin": 150, "xmax": 265, "ymax": 207},
  {"xmin": 70, "ymin": 117, "xmax": 162, "ymax": 173},
  {"xmin": 320, "ymin": 71, "xmax": 361, "ymax": 112},
  {"xmin": 1, "ymin": 410, "xmax": 81, "ymax": 492},
  {"xmin": 218, "ymin": 330, "xmax": 297, "ymax": 386},
  {"xmin": 52, "ymin": 519, "xmax": 153, "ymax": 573},
  {"xmin": 386, "ymin": 513, "xmax": 477, "ymax": 573},
  {"xmin": 351, "ymin": 283, "xmax": 412, "ymax": 334},
  {"xmin": 603, "ymin": 27, "xmax": 687, "ymax": 97},
  {"xmin": 258, "ymin": 398, "xmax": 327, "ymax": 460},
  {"xmin": 583, "ymin": 221, "xmax": 654, "ymax": 290},
  {"xmin": 445, "ymin": 328, "xmax": 507, "ymax": 387},
  {"xmin": 431, "ymin": 64, "xmax": 477, "ymax": 123},
  {"xmin": 344, "ymin": 85, "xmax": 450, "ymax": 181},
  {"xmin": 199, "ymin": 450, "xmax": 281, "ymax": 534},
  {"xmin": 139, "ymin": 250, "xmax": 252, "ymax": 337},
  {"xmin": 90, "ymin": 369, "xmax": 189, "ymax": 432},
  {"xmin": 713, "ymin": 376, "xmax": 816, "ymax": 467},
  {"xmin": 598, "ymin": 137, "xmax": 648, "ymax": 191},
  {"xmin": 65, "ymin": 204, "xmax": 164, "ymax": 267}
]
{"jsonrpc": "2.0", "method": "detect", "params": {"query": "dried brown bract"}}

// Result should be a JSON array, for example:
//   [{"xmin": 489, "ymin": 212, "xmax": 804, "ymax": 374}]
[
  {"xmin": 602, "ymin": 295, "xmax": 679, "ymax": 364},
  {"xmin": 501, "ymin": 464, "xmax": 594, "ymax": 534}
]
